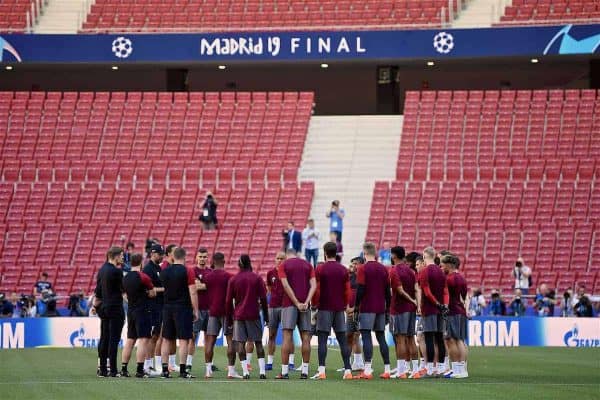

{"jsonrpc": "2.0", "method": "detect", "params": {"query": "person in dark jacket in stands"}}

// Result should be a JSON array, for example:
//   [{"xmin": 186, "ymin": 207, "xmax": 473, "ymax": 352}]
[{"xmin": 200, "ymin": 192, "xmax": 218, "ymax": 230}]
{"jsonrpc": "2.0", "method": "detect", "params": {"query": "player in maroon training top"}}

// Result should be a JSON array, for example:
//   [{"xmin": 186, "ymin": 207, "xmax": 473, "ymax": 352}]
[
  {"xmin": 441, "ymin": 253, "xmax": 469, "ymax": 379},
  {"xmin": 121, "ymin": 253, "xmax": 156, "ymax": 378},
  {"xmin": 388, "ymin": 246, "xmax": 418, "ymax": 379},
  {"xmin": 265, "ymin": 252, "xmax": 296, "ymax": 371},
  {"xmin": 196, "ymin": 252, "xmax": 237, "ymax": 378},
  {"xmin": 351, "ymin": 242, "xmax": 391, "ymax": 379},
  {"xmin": 225, "ymin": 254, "xmax": 269, "ymax": 379},
  {"xmin": 187, "ymin": 247, "xmax": 211, "ymax": 373},
  {"xmin": 277, "ymin": 248, "xmax": 316, "ymax": 379},
  {"xmin": 312, "ymin": 242, "xmax": 353, "ymax": 380},
  {"xmin": 415, "ymin": 247, "xmax": 449, "ymax": 378}
]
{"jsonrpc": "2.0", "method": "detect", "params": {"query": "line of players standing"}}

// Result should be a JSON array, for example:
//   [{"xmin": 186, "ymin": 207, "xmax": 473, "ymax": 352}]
[{"xmin": 93, "ymin": 240, "xmax": 469, "ymax": 380}]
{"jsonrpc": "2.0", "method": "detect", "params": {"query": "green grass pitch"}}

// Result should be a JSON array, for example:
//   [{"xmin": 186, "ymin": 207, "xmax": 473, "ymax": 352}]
[{"xmin": 0, "ymin": 347, "xmax": 598, "ymax": 400}]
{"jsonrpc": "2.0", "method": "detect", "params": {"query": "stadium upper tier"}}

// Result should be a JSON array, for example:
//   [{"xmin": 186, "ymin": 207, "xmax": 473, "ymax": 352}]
[
  {"xmin": 498, "ymin": 0, "xmax": 600, "ymax": 25},
  {"xmin": 80, "ymin": 0, "xmax": 455, "ymax": 32},
  {"xmin": 367, "ymin": 89, "xmax": 599, "ymax": 294},
  {"xmin": 0, "ymin": 91, "xmax": 314, "ymax": 295}
]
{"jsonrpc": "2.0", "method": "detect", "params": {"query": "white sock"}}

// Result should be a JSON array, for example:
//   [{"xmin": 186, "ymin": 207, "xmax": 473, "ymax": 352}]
[
  {"xmin": 267, "ymin": 355, "xmax": 273, "ymax": 364},
  {"xmin": 444, "ymin": 356, "xmax": 449, "ymax": 371},
  {"xmin": 289, "ymin": 354, "xmax": 295, "ymax": 365},
  {"xmin": 206, "ymin": 362, "xmax": 212, "ymax": 376},
  {"xmin": 355, "ymin": 353, "xmax": 363, "ymax": 365},
  {"xmin": 384, "ymin": 364, "xmax": 390, "ymax": 374},
  {"xmin": 437, "ymin": 363, "xmax": 445, "ymax": 374},
  {"xmin": 463, "ymin": 361, "xmax": 468, "ymax": 373},
  {"xmin": 186, "ymin": 355, "xmax": 193, "ymax": 366},
  {"xmin": 154, "ymin": 356, "xmax": 162, "ymax": 369},
  {"xmin": 318, "ymin": 365, "xmax": 325, "ymax": 374},
  {"xmin": 144, "ymin": 359, "xmax": 152, "ymax": 370},
  {"xmin": 169, "ymin": 354, "xmax": 176, "ymax": 366},
  {"xmin": 344, "ymin": 369, "xmax": 351, "ymax": 375},
  {"xmin": 419, "ymin": 358, "xmax": 425, "ymax": 370},
  {"xmin": 246, "ymin": 353, "xmax": 253, "ymax": 364},
  {"xmin": 426, "ymin": 362, "xmax": 434, "ymax": 375},
  {"xmin": 365, "ymin": 362, "xmax": 373, "ymax": 375},
  {"xmin": 301, "ymin": 362, "xmax": 309, "ymax": 375},
  {"xmin": 241, "ymin": 360, "xmax": 249, "ymax": 375},
  {"xmin": 258, "ymin": 358, "xmax": 266, "ymax": 375},
  {"xmin": 227, "ymin": 365, "xmax": 235, "ymax": 375},
  {"xmin": 397, "ymin": 360, "xmax": 405, "ymax": 374},
  {"xmin": 282, "ymin": 364, "xmax": 289, "ymax": 375},
  {"xmin": 411, "ymin": 360, "xmax": 419, "ymax": 372},
  {"xmin": 451, "ymin": 361, "xmax": 458, "ymax": 374}
]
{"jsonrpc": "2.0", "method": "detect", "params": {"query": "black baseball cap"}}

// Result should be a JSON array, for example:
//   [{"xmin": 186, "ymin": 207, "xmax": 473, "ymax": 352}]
[{"xmin": 150, "ymin": 244, "xmax": 165, "ymax": 255}]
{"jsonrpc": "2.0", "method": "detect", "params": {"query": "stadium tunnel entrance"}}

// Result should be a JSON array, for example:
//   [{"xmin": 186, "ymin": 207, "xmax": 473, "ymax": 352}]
[{"xmin": 0, "ymin": 55, "xmax": 597, "ymax": 115}]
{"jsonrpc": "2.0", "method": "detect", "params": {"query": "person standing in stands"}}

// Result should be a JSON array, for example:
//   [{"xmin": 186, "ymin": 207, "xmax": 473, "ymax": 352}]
[
  {"xmin": 326, "ymin": 200, "xmax": 345, "ymax": 242},
  {"xmin": 93, "ymin": 246, "xmax": 125, "ymax": 377},
  {"xmin": 282, "ymin": 221, "xmax": 302, "ymax": 254},
  {"xmin": 34, "ymin": 271, "xmax": 52, "ymax": 294},
  {"xmin": 302, "ymin": 218, "xmax": 321, "ymax": 268},
  {"xmin": 199, "ymin": 192, "xmax": 218, "ymax": 230}
]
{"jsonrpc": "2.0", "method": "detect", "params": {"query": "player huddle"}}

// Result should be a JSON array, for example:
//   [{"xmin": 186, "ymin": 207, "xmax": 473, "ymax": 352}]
[{"xmin": 92, "ymin": 241, "xmax": 469, "ymax": 380}]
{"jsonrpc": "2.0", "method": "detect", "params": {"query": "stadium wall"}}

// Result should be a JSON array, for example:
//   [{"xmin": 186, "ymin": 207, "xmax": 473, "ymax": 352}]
[{"xmin": 1, "ymin": 317, "xmax": 598, "ymax": 350}]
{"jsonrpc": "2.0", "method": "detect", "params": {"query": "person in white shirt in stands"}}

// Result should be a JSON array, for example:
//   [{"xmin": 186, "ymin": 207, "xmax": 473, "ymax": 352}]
[
  {"xmin": 302, "ymin": 218, "xmax": 320, "ymax": 268},
  {"xmin": 512, "ymin": 257, "xmax": 532, "ymax": 295}
]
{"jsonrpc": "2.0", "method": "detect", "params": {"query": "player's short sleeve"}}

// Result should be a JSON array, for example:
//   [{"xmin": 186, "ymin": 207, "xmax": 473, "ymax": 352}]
[
  {"xmin": 309, "ymin": 264, "xmax": 316, "ymax": 279},
  {"xmin": 186, "ymin": 267, "xmax": 196, "ymax": 285},
  {"xmin": 140, "ymin": 272, "xmax": 154, "ymax": 289},
  {"xmin": 356, "ymin": 265, "xmax": 366, "ymax": 285},
  {"xmin": 277, "ymin": 262, "xmax": 287, "ymax": 279},
  {"xmin": 390, "ymin": 269, "xmax": 400, "ymax": 289}
]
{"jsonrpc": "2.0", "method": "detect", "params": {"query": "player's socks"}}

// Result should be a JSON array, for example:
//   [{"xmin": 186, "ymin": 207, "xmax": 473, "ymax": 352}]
[
  {"xmin": 343, "ymin": 370, "xmax": 353, "ymax": 380},
  {"xmin": 161, "ymin": 363, "xmax": 170, "ymax": 378},
  {"xmin": 136, "ymin": 362, "xmax": 144, "ymax": 375},
  {"xmin": 206, "ymin": 362, "xmax": 213, "ymax": 377},
  {"xmin": 288, "ymin": 354, "xmax": 295, "ymax": 368},
  {"xmin": 267, "ymin": 355, "xmax": 274, "ymax": 364},
  {"xmin": 155, "ymin": 356, "xmax": 162, "ymax": 370},
  {"xmin": 396, "ymin": 360, "xmax": 405, "ymax": 375},
  {"xmin": 186, "ymin": 355, "xmax": 193, "ymax": 369},
  {"xmin": 241, "ymin": 360, "xmax": 249, "ymax": 376},
  {"xmin": 144, "ymin": 359, "xmax": 152, "ymax": 371},
  {"xmin": 364, "ymin": 362, "xmax": 373, "ymax": 375},
  {"xmin": 282, "ymin": 364, "xmax": 289, "ymax": 375},
  {"xmin": 411, "ymin": 360, "xmax": 419, "ymax": 373},
  {"xmin": 122, "ymin": 362, "xmax": 128, "ymax": 372},
  {"xmin": 169, "ymin": 354, "xmax": 177, "ymax": 368},
  {"xmin": 301, "ymin": 362, "xmax": 309, "ymax": 375},
  {"xmin": 246, "ymin": 353, "xmax": 253, "ymax": 364},
  {"xmin": 444, "ymin": 356, "xmax": 450, "ymax": 372},
  {"xmin": 258, "ymin": 358, "xmax": 266, "ymax": 375},
  {"xmin": 384, "ymin": 364, "xmax": 390, "ymax": 373},
  {"xmin": 426, "ymin": 362, "xmax": 434, "ymax": 376}
]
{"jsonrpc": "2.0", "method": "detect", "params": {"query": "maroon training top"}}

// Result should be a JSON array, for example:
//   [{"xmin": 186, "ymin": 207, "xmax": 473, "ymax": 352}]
[
  {"xmin": 389, "ymin": 263, "xmax": 417, "ymax": 315},
  {"xmin": 278, "ymin": 257, "xmax": 315, "ymax": 307},
  {"xmin": 418, "ymin": 264, "xmax": 447, "ymax": 317},
  {"xmin": 194, "ymin": 266, "xmax": 212, "ymax": 311},
  {"xmin": 203, "ymin": 268, "xmax": 233, "ymax": 317},
  {"xmin": 356, "ymin": 260, "xmax": 389, "ymax": 314},
  {"xmin": 447, "ymin": 272, "xmax": 468, "ymax": 316},
  {"xmin": 226, "ymin": 270, "xmax": 267, "ymax": 321},
  {"xmin": 266, "ymin": 266, "xmax": 284, "ymax": 308},
  {"xmin": 315, "ymin": 261, "xmax": 351, "ymax": 312}
]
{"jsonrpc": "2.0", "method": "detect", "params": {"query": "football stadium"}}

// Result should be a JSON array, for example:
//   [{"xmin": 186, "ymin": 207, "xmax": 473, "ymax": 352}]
[{"xmin": 0, "ymin": 1, "xmax": 599, "ymax": 399}]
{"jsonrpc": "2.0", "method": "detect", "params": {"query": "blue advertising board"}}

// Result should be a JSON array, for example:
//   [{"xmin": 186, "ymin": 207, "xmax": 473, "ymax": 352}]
[
  {"xmin": 0, "ymin": 24, "xmax": 599, "ymax": 64},
  {"xmin": 1, "ymin": 317, "xmax": 598, "ymax": 349}
]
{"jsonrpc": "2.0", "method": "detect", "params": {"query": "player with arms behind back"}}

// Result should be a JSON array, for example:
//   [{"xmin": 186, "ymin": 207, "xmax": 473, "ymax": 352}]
[{"xmin": 441, "ymin": 253, "xmax": 469, "ymax": 379}]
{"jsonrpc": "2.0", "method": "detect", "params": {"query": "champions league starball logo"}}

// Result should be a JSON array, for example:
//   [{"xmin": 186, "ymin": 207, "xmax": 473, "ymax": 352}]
[
  {"xmin": 112, "ymin": 36, "xmax": 133, "ymax": 59},
  {"xmin": 544, "ymin": 25, "xmax": 600, "ymax": 55},
  {"xmin": 433, "ymin": 32, "xmax": 454, "ymax": 54}
]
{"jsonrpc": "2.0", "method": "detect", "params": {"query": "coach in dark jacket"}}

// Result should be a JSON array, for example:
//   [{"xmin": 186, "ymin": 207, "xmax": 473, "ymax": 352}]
[
  {"xmin": 282, "ymin": 221, "xmax": 302, "ymax": 254},
  {"xmin": 93, "ymin": 246, "xmax": 125, "ymax": 377}
]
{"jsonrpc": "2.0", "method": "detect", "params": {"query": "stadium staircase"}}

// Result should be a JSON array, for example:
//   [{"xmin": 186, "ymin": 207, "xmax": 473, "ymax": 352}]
[
  {"xmin": 33, "ymin": 0, "xmax": 90, "ymax": 34},
  {"xmin": 452, "ymin": 0, "xmax": 507, "ymax": 28},
  {"xmin": 298, "ymin": 116, "xmax": 402, "ymax": 261}
]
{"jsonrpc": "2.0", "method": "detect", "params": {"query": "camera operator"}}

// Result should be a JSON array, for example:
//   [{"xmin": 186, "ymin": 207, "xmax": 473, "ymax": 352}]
[
  {"xmin": 512, "ymin": 257, "xmax": 532, "ymax": 295},
  {"xmin": 489, "ymin": 289, "xmax": 506, "ymax": 316},
  {"xmin": 199, "ymin": 191, "xmax": 218, "ymax": 230},
  {"xmin": 325, "ymin": 200, "xmax": 345, "ymax": 242},
  {"xmin": 38, "ymin": 289, "xmax": 59, "ymax": 317},
  {"xmin": 509, "ymin": 289, "xmax": 526, "ymax": 316},
  {"xmin": 534, "ymin": 284, "xmax": 556, "ymax": 317},
  {"xmin": 68, "ymin": 289, "xmax": 89, "ymax": 317},
  {"xmin": 467, "ymin": 287, "xmax": 486, "ymax": 317},
  {"xmin": 561, "ymin": 290, "xmax": 574, "ymax": 317},
  {"xmin": 0, "ymin": 293, "xmax": 14, "ymax": 318}
]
